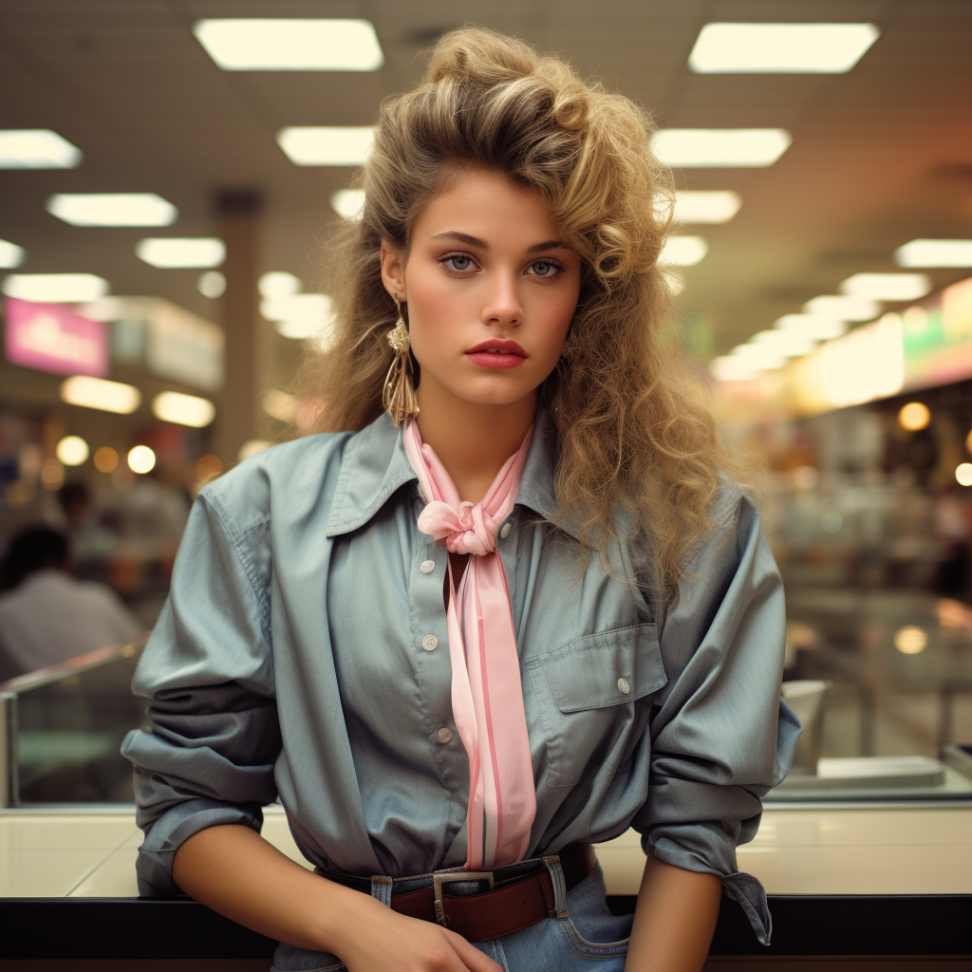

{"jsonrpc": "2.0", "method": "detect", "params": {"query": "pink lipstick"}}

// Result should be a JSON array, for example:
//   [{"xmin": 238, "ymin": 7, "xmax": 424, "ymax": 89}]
[{"xmin": 465, "ymin": 339, "xmax": 528, "ymax": 370}]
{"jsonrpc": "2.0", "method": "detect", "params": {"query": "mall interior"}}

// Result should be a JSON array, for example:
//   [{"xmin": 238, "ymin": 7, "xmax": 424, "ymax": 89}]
[{"xmin": 1, "ymin": 1, "xmax": 971, "ymax": 969}]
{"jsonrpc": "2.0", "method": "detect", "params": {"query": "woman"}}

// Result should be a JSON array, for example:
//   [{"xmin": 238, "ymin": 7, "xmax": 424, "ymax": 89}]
[{"xmin": 123, "ymin": 27, "xmax": 799, "ymax": 972}]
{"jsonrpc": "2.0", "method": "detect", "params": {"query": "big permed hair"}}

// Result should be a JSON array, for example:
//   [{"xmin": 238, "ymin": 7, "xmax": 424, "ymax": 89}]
[{"xmin": 292, "ymin": 27, "xmax": 738, "ymax": 602}]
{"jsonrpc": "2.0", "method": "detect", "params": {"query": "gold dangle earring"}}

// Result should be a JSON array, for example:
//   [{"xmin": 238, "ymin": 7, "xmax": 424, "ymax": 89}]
[{"xmin": 382, "ymin": 296, "xmax": 420, "ymax": 427}]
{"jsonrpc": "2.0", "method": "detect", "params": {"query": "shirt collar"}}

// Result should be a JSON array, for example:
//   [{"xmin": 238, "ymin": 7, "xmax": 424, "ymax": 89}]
[{"xmin": 325, "ymin": 407, "xmax": 579, "ymax": 540}]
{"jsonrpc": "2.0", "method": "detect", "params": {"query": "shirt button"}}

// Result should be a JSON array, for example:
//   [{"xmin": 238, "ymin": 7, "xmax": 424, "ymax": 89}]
[
  {"xmin": 420, "ymin": 560, "xmax": 435, "ymax": 573},
  {"xmin": 422, "ymin": 634, "xmax": 438, "ymax": 651},
  {"xmin": 500, "ymin": 522, "xmax": 512, "ymax": 539},
  {"xmin": 437, "ymin": 727, "xmax": 453, "ymax": 743},
  {"xmin": 617, "ymin": 677, "xmax": 631, "ymax": 695}
]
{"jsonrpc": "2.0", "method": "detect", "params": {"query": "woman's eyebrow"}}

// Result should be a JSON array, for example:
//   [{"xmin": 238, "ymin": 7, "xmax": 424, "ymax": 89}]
[{"xmin": 430, "ymin": 231, "xmax": 568, "ymax": 254}]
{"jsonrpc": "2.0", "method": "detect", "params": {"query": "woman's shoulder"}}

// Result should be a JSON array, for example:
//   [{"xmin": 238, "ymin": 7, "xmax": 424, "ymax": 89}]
[{"xmin": 198, "ymin": 431, "xmax": 357, "ymax": 529}]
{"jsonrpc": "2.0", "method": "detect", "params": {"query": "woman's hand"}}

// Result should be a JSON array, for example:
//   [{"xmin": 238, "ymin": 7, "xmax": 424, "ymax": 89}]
[{"xmin": 335, "ymin": 893, "xmax": 503, "ymax": 972}]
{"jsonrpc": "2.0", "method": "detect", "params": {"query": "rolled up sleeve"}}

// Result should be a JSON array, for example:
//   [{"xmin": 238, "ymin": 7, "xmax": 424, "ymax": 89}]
[
  {"xmin": 121, "ymin": 489, "xmax": 280, "ymax": 896},
  {"xmin": 632, "ymin": 489, "xmax": 801, "ymax": 945}
]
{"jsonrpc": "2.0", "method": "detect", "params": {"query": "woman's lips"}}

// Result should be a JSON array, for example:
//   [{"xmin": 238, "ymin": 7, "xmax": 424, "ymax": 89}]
[
  {"xmin": 465, "ymin": 340, "xmax": 528, "ymax": 369},
  {"xmin": 465, "ymin": 350, "xmax": 527, "ymax": 369}
]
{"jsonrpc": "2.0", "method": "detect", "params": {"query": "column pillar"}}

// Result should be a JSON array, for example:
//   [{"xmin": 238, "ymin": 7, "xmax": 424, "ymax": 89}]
[{"xmin": 213, "ymin": 190, "xmax": 271, "ymax": 466}]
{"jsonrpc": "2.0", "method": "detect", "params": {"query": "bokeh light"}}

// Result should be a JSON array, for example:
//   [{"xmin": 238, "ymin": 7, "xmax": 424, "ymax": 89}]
[
  {"xmin": 55, "ymin": 435, "xmax": 89, "ymax": 466},
  {"xmin": 93, "ymin": 446, "xmax": 119, "ymax": 473},
  {"xmin": 893, "ymin": 626, "xmax": 928, "ymax": 654},
  {"xmin": 898, "ymin": 402, "xmax": 930, "ymax": 431},
  {"xmin": 956, "ymin": 463, "xmax": 972, "ymax": 487},
  {"xmin": 127, "ymin": 444, "xmax": 156, "ymax": 474}
]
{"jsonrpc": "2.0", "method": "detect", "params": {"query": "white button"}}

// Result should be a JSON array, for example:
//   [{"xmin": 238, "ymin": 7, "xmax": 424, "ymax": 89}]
[
  {"xmin": 500, "ymin": 522, "xmax": 512, "ymax": 539},
  {"xmin": 617, "ymin": 677, "xmax": 631, "ymax": 695},
  {"xmin": 422, "ymin": 634, "xmax": 438, "ymax": 651},
  {"xmin": 420, "ymin": 560, "xmax": 435, "ymax": 573},
  {"xmin": 437, "ymin": 727, "xmax": 453, "ymax": 743}
]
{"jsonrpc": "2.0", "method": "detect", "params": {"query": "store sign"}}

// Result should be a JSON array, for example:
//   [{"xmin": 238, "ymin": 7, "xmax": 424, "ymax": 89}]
[
  {"xmin": 145, "ymin": 300, "xmax": 224, "ymax": 391},
  {"xmin": 4, "ymin": 297, "xmax": 108, "ymax": 377}
]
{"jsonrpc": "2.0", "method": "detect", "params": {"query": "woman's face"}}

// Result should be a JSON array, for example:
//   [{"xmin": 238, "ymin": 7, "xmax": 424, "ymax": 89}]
[{"xmin": 381, "ymin": 167, "xmax": 581, "ymax": 414}]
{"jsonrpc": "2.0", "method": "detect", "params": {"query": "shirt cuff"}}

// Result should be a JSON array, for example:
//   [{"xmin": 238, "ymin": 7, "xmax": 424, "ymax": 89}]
[{"xmin": 721, "ymin": 871, "xmax": 773, "ymax": 947}]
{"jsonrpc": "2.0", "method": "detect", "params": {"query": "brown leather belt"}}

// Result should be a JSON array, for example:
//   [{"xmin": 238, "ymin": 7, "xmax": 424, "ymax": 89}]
[{"xmin": 324, "ymin": 843, "xmax": 598, "ymax": 942}]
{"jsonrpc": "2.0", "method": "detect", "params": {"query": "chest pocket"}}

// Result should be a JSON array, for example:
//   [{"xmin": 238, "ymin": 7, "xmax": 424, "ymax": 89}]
[{"xmin": 528, "ymin": 622, "xmax": 667, "ymax": 788}]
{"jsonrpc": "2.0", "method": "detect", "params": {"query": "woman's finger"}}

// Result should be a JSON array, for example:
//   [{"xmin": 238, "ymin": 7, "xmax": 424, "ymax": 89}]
[{"xmin": 447, "ymin": 931, "xmax": 505, "ymax": 972}]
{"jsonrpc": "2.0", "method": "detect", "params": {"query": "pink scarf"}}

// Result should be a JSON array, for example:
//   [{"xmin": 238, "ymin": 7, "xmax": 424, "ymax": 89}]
[{"xmin": 403, "ymin": 420, "xmax": 536, "ymax": 870}]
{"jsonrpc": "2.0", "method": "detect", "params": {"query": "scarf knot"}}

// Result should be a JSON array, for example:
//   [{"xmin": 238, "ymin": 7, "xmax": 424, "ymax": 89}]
[{"xmin": 417, "ymin": 500, "xmax": 499, "ymax": 556}]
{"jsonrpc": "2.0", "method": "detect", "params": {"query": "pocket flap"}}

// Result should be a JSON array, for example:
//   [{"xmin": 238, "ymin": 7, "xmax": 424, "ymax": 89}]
[{"xmin": 540, "ymin": 622, "xmax": 667, "ymax": 713}]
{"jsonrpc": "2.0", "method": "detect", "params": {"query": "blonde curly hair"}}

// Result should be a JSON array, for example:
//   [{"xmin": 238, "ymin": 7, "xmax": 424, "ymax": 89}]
[{"xmin": 292, "ymin": 26, "xmax": 738, "ymax": 602}]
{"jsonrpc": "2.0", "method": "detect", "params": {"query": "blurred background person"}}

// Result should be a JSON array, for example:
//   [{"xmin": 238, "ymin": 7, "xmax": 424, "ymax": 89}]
[{"xmin": 0, "ymin": 524, "xmax": 142, "ymax": 683}]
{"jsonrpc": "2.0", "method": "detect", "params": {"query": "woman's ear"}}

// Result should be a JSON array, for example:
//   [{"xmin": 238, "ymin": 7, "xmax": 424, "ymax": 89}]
[{"xmin": 380, "ymin": 240, "xmax": 406, "ymax": 300}]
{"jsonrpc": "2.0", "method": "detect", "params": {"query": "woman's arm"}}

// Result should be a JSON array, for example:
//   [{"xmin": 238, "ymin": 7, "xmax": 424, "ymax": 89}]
[
  {"xmin": 173, "ymin": 824, "xmax": 502, "ymax": 972},
  {"xmin": 624, "ymin": 852, "xmax": 722, "ymax": 972}
]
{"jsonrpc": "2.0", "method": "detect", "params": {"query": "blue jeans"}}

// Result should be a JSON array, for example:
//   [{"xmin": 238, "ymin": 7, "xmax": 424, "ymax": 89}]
[{"xmin": 270, "ymin": 860, "xmax": 632, "ymax": 971}]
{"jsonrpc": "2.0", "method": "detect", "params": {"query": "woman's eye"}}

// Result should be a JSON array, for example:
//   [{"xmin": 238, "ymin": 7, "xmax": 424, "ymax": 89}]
[
  {"xmin": 442, "ymin": 254, "xmax": 474, "ymax": 272},
  {"xmin": 530, "ymin": 260, "xmax": 561, "ymax": 277}
]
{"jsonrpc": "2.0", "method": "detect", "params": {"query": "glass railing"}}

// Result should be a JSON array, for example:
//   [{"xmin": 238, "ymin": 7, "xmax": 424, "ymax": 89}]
[{"xmin": 0, "ymin": 635, "xmax": 149, "ymax": 806}]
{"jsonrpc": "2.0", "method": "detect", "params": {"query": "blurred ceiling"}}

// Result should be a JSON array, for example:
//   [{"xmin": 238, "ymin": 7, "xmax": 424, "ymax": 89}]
[{"xmin": 2, "ymin": 0, "xmax": 972, "ymax": 377}]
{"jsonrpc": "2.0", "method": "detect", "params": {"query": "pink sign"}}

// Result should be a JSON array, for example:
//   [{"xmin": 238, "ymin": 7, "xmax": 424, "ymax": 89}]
[{"xmin": 4, "ymin": 297, "xmax": 108, "ymax": 377}]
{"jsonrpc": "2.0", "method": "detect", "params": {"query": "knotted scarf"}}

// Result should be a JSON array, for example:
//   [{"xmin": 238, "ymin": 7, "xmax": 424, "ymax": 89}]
[{"xmin": 403, "ymin": 420, "xmax": 536, "ymax": 870}]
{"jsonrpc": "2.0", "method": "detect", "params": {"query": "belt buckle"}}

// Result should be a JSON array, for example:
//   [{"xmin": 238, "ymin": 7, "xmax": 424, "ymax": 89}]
[{"xmin": 432, "ymin": 870, "xmax": 495, "ymax": 927}]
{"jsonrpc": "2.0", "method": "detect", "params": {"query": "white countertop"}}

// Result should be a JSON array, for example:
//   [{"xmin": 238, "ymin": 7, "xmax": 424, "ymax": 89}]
[{"xmin": 2, "ymin": 804, "xmax": 971, "ymax": 898}]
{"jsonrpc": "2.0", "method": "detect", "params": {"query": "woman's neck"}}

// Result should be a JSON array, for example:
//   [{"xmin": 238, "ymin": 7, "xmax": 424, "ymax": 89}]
[{"xmin": 415, "ymin": 385, "xmax": 536, "ymax": 503}]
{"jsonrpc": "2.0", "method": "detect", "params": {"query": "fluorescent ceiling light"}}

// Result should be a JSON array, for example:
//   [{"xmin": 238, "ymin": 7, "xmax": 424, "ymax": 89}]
[
  {"xmin": 0, "ymin": 239, "xmax": 25, "ymax": 268},
  {"xmin": 61, "ymin": 375, "xmax": 140, "ymax": 414},
  {"xmin": 261, "ymin": 293, "xmax": 332, "ymax": 322},
  {"xmin": 0, "ymin": 129, "xmax": 82, "ymax": 168},
  {"xmin": 803, "ymin": 295, "xmax": 879, "ymax": 321},
  {"xmin": 894, "ymin": 239, "xmax": 972, "ymax": 269},
  {"xmin": 775, "ymin": 314, "xmax": 847, "ymax": 340},
  {"xmin": 689, "ymin": 23, "xmax": 879, "ymax": 73},
  {"xmin": 750, "ymin": 330, "xmax": 817, "ymax": 356},
  {"xmin": 729, "ymin": 344, "xmax": 787, "ymax": 370},
  {"xmin": 331, "ymin": 188, "xmax": 366, "ymax": 221},
  {"xmin": 659, "ymin": 236, "xmax": 708, "ymax": 266},
  {"xmin": 3, "ymin": 273, "xmax": 108, "ymax": 303},
  {"xmin": 839, "ymin": 272, "xmax": 932, "ymax": 301},
  {"xmin": 136, "ymin": 238, "xmax": 225, "ymax": 268},
  {"xmin": 47, "ymin": 193, "xmax": 177, "ymax": 227},
  {"xmin": 673, "ymin": 191, "xmax": 741, "ymax": 224},
  {"xmin": 709, "ymin": 356, "xmax": 759, "ymax": 382},
  {"xmin": 277, "ymin": 127, "xmax": 375, "ymax": 166},
  {"xmin": 259, "ymin": 271, "xmax": 302, "ymax": 299},
  {"xmin": 193, "ymin": 19, "xmax": 383, "ymax": 71},
  {"xmin": 654, "ymin": 129, "xmax": 791, "ymax": 167},
  {"xmin": 152, "ymin": 391, "xmax": 216, "ymax": 428}
]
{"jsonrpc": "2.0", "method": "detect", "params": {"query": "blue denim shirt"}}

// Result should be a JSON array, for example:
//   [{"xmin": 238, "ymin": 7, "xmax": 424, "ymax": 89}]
[{"xmin": 122, "ymin": 408, "xmax": 800, "ymax": 944}]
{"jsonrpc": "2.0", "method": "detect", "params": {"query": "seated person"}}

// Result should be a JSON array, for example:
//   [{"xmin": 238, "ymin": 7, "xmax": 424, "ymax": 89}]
[{"xmin": 0, "ymin": 525, "xmax": 143, "ymax": 683}]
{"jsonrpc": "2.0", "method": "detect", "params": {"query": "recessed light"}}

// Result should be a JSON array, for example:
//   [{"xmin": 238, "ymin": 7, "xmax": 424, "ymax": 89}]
[
  {"xmin": 331, "ymin": 188, "xmax": 366, "ymax": 220},
  {"xmin": 659, "ymin": 236, "xmax": 708, "ymax": 266},
  {"xmin": 803, "ymin": 295, "xmax": 879, "ymax": 321},
  {"xmin": 0, "ymin": 129, "xmax": 82, "ymax": 168},
  {"xmin": 2, "ymin": 273, "xmax": 109, "ymax": 303},
  {"xmin": 152, "ymin": 391, "xmax": 216, "ymax": 428},
  {"xmin": 673, "ymin": 191, "xmax": 741, "ymax": 224},
  {"xmin": 689, "ymin": 23, "xmax": 879, "ymax": 73},
  {"xmin": 894, "ymin": 239, "xmax": 972, "ymax": 268},
  {"xmin": 839, "ymin": 272, "xmax": 932, "ymax": 301},
  {"xmin": 47, "ymin": 193, "xmax": 177, "ymax": 227},
  {"xmin": 654, "ymin": 129, "xmax": 791, "ymax": 167},
  {"xmin": 277, "ymin": 127, "xmax": 375, "ymax": 166},
  {"xmin": 0, "ymin": 239, "xmax": 25, "ymax": 268},
  {"xmin": 136, "ymin": 238, "xmax": 225, "ymax": 268},
  {"xmin": 197, "ymin": 271, "xmax": 226, "ymax": 298},
  {"xmin": 775, "ymin": 314, "xmax": 847, "ymax": 340},
  {"xmin": 193, "ymin": 19, "xmax": 383, "ymax": 71}
]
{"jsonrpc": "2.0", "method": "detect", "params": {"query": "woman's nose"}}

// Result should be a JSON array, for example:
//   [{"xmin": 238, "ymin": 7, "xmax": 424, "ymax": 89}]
[{"xmin": 481, "ymin": 273, "xmax": 523, "ymax": 327}]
